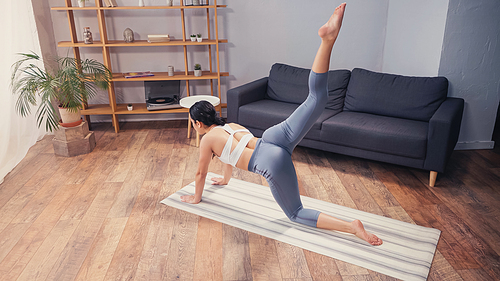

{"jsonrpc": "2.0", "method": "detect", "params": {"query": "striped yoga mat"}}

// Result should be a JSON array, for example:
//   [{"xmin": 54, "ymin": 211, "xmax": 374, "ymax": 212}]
[{"xmin": 161, "ymin": 173, "xmax": 440, "ymax": 281}]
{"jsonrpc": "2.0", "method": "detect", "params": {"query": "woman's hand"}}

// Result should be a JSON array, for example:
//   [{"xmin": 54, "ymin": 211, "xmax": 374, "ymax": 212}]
[
  {"xmin": 211, "ymin": 177, "xmax": 228, "ymax": 185},
  {"xmin": 180, "ymin": 195, "xmax": 201, "ymax": 204}
]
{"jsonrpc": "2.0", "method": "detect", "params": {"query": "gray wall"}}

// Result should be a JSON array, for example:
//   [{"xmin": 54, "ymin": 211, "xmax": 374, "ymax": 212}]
[
  {"xmin": 224, "ymin": 0, "xmax": 389, "ymax": 81},
  {"xmin": 438, "ymin": 0, "xmax": 500, "ymax": 149},
  {"xmin": 382, "ymin": 0, "xmax": 449, "ymax": 76}
]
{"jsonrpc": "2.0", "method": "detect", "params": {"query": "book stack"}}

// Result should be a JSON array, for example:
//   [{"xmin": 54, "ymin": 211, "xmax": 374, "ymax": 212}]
[
  {"xmin": 103, "ymin": 0, "xmax": 117, "ymax": 7},
  {"xmin": 123, "ymin": 71, "xmax": 154, "ymax": 78},
  {"xmin": 148, "ymin": 35, "xmax": 170, "ymax": 43}
]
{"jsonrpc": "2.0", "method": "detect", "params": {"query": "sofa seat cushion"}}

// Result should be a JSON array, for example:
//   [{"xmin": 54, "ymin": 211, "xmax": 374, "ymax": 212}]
[
  {"xmin": 266, "ymin": 63, "xmax": 351, "ymax": 111},
  {"xmin": 320, "ymin": 112, "xmax": 429, "ymax": 159},
  {"xmin": 344, "ymin": 68, "xmax": 448, "ymax": 122},
  {"xmin": 238, "ymin": 99, "xmax": 338, "ymax": 140}
]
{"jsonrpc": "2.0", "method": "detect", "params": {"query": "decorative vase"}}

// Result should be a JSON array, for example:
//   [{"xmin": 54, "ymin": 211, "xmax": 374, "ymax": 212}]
[
  {"xmin": 194, "ymin": 69, "xmax": 202, "ymax": 77},
  {"xmin": 138, "ymin": 0, "xmax": 145, "ymax": 6},
  {"xmin": 168, "ymin": 66, "xmax": 174, "ymax": 76},
  {"xmin": 83, "ymin": 27, "xmax": 93, "ymax": 44},
  {"xmin": 78, "ymin": 1, "xmax": 85, "ymax": 7},
  {"xmin": 59, "ymin": 107, "xmax": 82, "ymax": 124}
]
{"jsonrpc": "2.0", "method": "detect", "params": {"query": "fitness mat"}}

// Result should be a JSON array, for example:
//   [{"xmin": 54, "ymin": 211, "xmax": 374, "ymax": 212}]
[{"xmin": 161, "ymin": 172, "xmax": 440, "ymax": 281}]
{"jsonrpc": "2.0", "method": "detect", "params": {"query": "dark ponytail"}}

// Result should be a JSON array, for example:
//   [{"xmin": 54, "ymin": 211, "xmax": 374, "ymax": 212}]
[{"xmin": 189, "ymin": 100, "xmax": 225, "ymax": 127}]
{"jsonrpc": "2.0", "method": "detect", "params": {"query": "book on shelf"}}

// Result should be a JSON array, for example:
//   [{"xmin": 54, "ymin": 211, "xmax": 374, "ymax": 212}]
[
  {"xmin": 148, "ymin": 34, "xmax": 170, "ymax": 43},
  {"xmin": 123, "ymin": 71, "xmax": 154, "ymax": 78},
  {"xmin": 104, "ymin": 0, "xmax": 117, "ymax": 7}
]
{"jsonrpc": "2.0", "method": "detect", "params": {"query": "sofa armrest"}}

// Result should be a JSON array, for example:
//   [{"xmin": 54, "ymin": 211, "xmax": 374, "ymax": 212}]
[
  {"xmin": 424, "ymin": 97, "xmax": 464, "ymax": 173},
  {"xmin": 227, "ymin": 77, "xmax": 268, "ymax": 123}
]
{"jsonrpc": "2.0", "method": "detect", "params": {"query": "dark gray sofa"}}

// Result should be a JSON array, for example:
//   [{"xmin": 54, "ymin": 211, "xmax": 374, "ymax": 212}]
[{"xmin": 227, "ymin": 63, "xmax": 464, "ymax": 186}]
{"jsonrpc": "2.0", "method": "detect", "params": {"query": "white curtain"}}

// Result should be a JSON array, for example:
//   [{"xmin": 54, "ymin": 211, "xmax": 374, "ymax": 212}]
[{"xmin": 0, "ymin": 0, "xmax": 47, "ymax": 184}]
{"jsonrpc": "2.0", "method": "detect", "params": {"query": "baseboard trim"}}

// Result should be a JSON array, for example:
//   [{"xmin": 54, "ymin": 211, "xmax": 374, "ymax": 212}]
[
  {"xmin": 455, "ymin": 141, "xmax": 495, "ymax": 150},
  {"xmin": 88, "ymin": 110, "xmax": 227, "ymax": 124}
]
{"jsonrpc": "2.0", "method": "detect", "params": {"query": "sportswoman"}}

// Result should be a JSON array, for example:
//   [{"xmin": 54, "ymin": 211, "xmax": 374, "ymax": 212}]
[{"xmin": 181, "ymin": 3, "xmax": 382, "ymax": 246}]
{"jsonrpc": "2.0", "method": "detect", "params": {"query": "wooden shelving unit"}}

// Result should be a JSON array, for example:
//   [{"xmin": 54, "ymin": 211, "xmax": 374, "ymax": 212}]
[{"xmin": 52, "ymin": 0, "xmax": 227, "ymax": 133}]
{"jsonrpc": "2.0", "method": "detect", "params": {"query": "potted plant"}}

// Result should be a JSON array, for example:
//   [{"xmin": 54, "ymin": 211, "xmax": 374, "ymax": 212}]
[
  {"xmin": 194, "ymin": 64, "xmax": 202, "ymax": 77},
  {"xmin": 127, "ymin": 104, "xmax": 133, "ymax": 111},
  {"xmin": 190, "ymin": 34, "xmax": 197, "ymax": 42},
  {"xmin": 196, "ymin": 33, "xmax": 202, "ymax": 42},
  {"xmin": 11, "ymin": 52, "xmax": 112, "ymax": 132},
  {"xmin": 78, "ymin": 0, "xmax": 88, "ymax": 7}
]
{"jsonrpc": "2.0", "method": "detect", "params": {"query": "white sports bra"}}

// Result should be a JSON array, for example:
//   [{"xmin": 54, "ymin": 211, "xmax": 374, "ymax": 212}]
[{"xmin": 216, "ymin": 124, "xmax": 254, "ymax": 167}]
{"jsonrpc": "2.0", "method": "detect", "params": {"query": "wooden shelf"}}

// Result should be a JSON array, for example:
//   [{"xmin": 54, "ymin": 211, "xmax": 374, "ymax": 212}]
[
  {"xmin": 55, "ymin": 0, "xmax": 227, "ymax": 132},
  {"xmin": 58, "ymin": 41, "xmax": 104, "ymax": 47},
  {"xmin": 51, "ymin": 6, "xmax": 100, "ymax": 10},
  {"xmin": 101, "ymin": 5, "xmax": 227, "ymax": 10},
  {"xmin": 81, "ymin": 103, "xmax": 225, "ymax": 116},
  {"xmin": 115, "ymin": 103, "xmax": 223, "ymax": 114},
  {"xmin": 112, "ymin": 71, "xmax": 228, "ymax": 82},
  {"xmin": 58, "ymin": 39, "xmax": 227, "ymax": 48},
  {"xmin": 115, "ymin": 103, "xmax": 188, "ymax": 114},
  {"xmin": 51, "ymin": 5, "xmax": 227, "ymax": 11},
  {"xmin": 80, "ymin": 104, "xmax": 113, "ymax": 115}
]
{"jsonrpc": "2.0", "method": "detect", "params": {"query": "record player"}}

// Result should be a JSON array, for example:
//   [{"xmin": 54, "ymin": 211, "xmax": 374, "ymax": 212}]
[{"xmin": 145, "ymin": 80, "xmax": 182, "ymax": 111}]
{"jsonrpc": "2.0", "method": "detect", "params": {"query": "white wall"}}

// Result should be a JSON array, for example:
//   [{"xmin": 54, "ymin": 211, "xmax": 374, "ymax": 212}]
[
  {"xmin": 438, "ymin": 0, "xmax": 500, "ymax": 149},
  {"xmin": 382, "ymin": 0, "xmax": 449, "ymax": 76}
]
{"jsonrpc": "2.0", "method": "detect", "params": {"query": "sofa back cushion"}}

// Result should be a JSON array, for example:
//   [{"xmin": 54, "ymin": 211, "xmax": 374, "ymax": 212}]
[
  {"xmin": 266, "ymin": 63, "xmax": 351, "ymax": 111},
  {"xmin": 344, "ymin": 68, "xmax": 448, "ymax": 121}
]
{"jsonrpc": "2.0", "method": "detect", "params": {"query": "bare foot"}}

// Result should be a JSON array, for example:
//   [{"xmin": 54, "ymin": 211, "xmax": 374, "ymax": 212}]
[
  {"xmin": 351, "ymin": 219, "xmax": 383, "ymax": 246},
  {"xmin": 318, "ymin": 2, "xmax": 346, "ymax": 41}
]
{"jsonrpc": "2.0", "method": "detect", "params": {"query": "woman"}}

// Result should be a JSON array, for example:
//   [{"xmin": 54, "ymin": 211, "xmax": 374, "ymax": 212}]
[{"xmin": 181, "ymin": 3, "xmax": 382, "ymax": 246}]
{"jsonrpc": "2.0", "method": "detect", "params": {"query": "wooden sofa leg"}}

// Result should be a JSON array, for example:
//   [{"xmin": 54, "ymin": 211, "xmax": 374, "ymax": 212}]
[{"xmin": 429, "ymin": 171, "xmax": 438, "ymax": 187}]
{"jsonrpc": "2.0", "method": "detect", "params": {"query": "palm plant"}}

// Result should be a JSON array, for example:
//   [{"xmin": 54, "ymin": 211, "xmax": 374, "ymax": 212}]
[{"xmin": 11, "ymin": 52, "xmax": 112, "ymax": 132}]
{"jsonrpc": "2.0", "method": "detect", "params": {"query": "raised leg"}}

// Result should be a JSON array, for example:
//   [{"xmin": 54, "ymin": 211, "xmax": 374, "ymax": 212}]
[
  {"xmin": 253, "ymin": 2, "xmax": 382, "ymax": 246},
  {"xmin": 430, "ymin": 171, "xmax": 438, "ymax": 187},
  {"xmin": 261, "ymin": 3, "xmax": 346, "ymax": 153},
  {"xmin": 315, "ymin": 3, "xmax": 381, "ymax": 246}
]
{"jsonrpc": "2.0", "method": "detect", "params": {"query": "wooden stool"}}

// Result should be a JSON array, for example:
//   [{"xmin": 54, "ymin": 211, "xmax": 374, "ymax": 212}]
[{"xmin": 52, "ymin": 121, "xmax": 96, "ymax": 157}]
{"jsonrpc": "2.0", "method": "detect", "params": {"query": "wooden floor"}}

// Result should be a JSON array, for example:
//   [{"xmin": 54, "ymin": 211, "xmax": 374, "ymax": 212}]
[{"xmin": 1, "ymin": 120, "xmax": 499, "ymax": 281}]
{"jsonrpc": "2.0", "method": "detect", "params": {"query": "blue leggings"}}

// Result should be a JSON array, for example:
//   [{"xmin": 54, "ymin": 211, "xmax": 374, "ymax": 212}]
[{"xmin": 248, "ymin": 71, "xmax": 328, "ymax": 227}]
